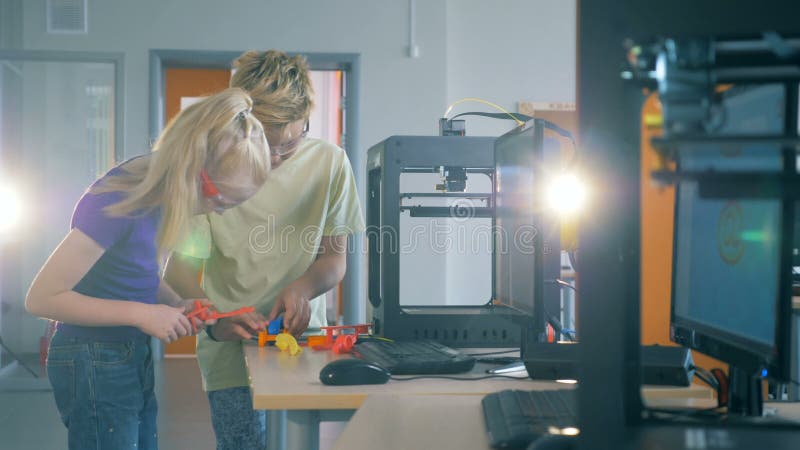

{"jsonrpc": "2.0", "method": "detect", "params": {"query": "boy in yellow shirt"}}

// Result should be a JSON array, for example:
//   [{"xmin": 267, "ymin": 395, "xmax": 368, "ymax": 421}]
[{"xmin": 165, "ymin": 50, "xmax": 364, "ymax": 450}]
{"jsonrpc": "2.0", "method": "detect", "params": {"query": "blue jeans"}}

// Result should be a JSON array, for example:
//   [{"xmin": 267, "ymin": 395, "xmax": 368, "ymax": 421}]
[
  {"xmin": 208, "ymin": 386, "xmax": 266, "ymax": 450},
  {"xmin": 46, "ymin": 331, "xmax": 158, "ymax": 450}
]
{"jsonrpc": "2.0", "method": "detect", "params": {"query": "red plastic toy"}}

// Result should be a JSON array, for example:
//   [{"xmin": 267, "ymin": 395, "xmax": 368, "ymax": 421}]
[
  {"xmin": 310, "ymin": 324, "xmax": 372, "ymax": 351},
  {"xmin": 332, "ymin": 334, "xmax": 357, "ymax": 354},
  {"xmin": 184, "ymin": 299, "xmax": 255, "ymax": 334}
]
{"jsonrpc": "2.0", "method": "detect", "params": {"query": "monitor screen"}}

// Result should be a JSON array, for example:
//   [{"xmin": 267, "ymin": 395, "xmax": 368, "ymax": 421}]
[
  {"xmin": 494, "ymin": 121, "xmax": 542, "ymax": 317},
  {"xmin": 494, "ymin": 120, "xmax": 562, "ymax": 334},
  {"xmin": 671, "ymin": 83, "xmax": 791, "ymax": 376}
]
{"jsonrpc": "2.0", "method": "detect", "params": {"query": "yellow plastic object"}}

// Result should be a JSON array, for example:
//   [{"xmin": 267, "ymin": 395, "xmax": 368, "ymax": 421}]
[{"xmin": 275, "ymin": 333, "xmax": 303, "ymax": 356}]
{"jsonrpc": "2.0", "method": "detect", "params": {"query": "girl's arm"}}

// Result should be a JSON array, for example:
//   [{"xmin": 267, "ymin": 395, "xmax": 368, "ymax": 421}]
[{"xmin": 25, "ymin": 229, "xmax": 192, "ymax": 341}]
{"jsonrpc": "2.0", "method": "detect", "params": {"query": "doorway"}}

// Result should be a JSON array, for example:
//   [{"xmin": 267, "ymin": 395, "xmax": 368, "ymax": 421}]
[
  {"xmin": 151, "ymin": 50, "xmax": 363, "ymax": 356},
  {"xmin": 0, "ymin": 50, "xmax": 124, "ymax": 375}
]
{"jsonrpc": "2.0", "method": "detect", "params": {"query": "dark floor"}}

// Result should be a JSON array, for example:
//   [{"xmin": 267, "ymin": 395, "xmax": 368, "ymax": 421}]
[{"xmin": 0, "ymin": 355, "xmax": 342, "ymax": 449}]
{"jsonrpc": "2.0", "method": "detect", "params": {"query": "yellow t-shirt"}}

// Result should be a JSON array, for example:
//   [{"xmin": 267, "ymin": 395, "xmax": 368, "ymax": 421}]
[{"xmin": 176, "ymin": 138, "xmax": 365, "ymax": 391}]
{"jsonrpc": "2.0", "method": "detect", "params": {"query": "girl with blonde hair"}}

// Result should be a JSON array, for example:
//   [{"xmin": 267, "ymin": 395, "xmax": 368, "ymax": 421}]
[{"xmin": 25, "ymin": 87, "xmax": 270, "ymax": 450}]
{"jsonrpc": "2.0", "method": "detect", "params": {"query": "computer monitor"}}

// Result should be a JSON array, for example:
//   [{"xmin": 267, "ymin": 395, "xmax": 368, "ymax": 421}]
[
  {"xmin": 670, "ymin": 83, "xmax": 795, "ymax": 416},
  {"xmin": 494, "ymin": 119, "xmax": 567, "ymax": 374}
]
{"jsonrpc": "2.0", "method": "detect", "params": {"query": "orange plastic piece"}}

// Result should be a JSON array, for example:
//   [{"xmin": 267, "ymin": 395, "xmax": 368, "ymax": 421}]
[
  {"xmin": 306, "ymin": 335, "xmax": 328, "ymax": 347},
  {"xmin": 185, "ymin": 300, "xmax": 255, "ymax": 334},
  {"xmin": 258, "ymin": 332, "xmax": 327, "ymax": 348},
  {"xmin": 257, "ymin": 331, "xmax": 278, "ymax": 347}
]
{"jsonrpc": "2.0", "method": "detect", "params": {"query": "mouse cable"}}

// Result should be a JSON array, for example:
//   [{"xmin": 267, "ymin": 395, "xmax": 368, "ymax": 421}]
[
  {"xmin": 553, "ymin": 278, "xmax": 577, "ymax": 292},
  {"xmin": 465, "ymin": 349, "xmax": 520, "ymax": 357},
  {"xmin": 355, "ymin": 335, "xmax": 393, "ymax": 342},
  {"xmin": 390, "ymin": 374, "xmax": 530, "ymax": 382},
  {"xmin": 690, "ymin": 365, "xmax": 720, "ymax": 391}
]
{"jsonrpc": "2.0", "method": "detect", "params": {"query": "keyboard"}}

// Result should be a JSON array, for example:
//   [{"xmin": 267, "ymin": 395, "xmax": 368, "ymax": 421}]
[
  {"xmin": 352, "ymin": 339, "xmax": 476, "ymax": 375},
  {"xmin": 481, "ymin": 389, "xmax": 578, "ymax": 449}
]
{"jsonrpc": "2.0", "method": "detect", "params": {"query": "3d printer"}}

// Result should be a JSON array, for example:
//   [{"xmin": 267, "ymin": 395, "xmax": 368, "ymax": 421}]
[{"xmin": 366, "ymin": 121, "xmax": 564, "ymax": 348}]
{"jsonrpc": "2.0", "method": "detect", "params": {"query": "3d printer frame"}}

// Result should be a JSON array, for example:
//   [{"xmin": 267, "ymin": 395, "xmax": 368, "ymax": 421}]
[{"xmin": 366, "ymin": 135, "xmax": 526, "ymax": 347}]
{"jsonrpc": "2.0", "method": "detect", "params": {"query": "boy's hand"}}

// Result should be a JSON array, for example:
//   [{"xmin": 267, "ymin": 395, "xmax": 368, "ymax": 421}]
[
  {"xmin": 269, "ymin": 286, "xmax": 311, "ymax": 337},
  {"xmin": 209, "ymin": 311, "xmax": 268, "ymax": 341}
]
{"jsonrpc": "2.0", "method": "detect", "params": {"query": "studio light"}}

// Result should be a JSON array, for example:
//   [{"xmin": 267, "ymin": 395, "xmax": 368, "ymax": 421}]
[
  {"xmin": 0, "ymin": 184, "xmax": 23, "ymax": 234},
  {"xmin": 546, "ymin": 173, "xmax": 588, "ymax": 216}
]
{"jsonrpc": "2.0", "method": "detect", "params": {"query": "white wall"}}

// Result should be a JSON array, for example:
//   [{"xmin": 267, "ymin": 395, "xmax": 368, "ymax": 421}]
[
  {"xmin": 21, "ymin": 0, "xmax": 576, "ymax": 157},
  {"xmin": 22, "ymin": 0, "xmax": 449, "ymax": 158},
  {"xmin": 446, "ymin": 0, "xmax": 576, "ymax": 137}
]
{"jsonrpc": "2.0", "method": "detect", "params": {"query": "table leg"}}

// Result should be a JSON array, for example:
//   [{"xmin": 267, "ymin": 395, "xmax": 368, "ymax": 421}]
[
  {"xmin": 266, "ymin": 410, "xmax": 286, "ymax": 450},
  {"xmin": 789, "ymin": 311, "xmax": 799, "ymax": 400},
  {"xmin": 265, "ymin": 410, "xmax": 355, "ymax": 450},
  {"xmin": 285, "ymin": 410, "xmax": 320, "ymax": 450}
]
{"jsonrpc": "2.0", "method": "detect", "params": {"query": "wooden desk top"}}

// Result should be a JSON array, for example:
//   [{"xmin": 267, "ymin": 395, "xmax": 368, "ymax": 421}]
[
  {"xmin": 243, "ymin": 343, "xmax": 712, "ymax": 411},
  {"xmin": 333, "ymin": 395, "xmax": 800, "ymax": 450},
  {"xmin": 246, "ymin": 344, "xmax": 539, "ymax": 410}
]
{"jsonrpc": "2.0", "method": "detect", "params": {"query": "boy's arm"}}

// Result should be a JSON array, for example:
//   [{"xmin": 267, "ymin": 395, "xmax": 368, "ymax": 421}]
[
  {"xmin": 164, "ymin": 252, "xmax": 267, "ymax": 340},
  {"xmin": 163, "ymin": 252, "xmax": 208, "ymax": 299},
  {"xmin": 269, "ymin": 234, "xmax": 348, "ymax": 335},
  {"xmin": 156, "ymin": 279, "xmax": 184, "ymax": 307}
]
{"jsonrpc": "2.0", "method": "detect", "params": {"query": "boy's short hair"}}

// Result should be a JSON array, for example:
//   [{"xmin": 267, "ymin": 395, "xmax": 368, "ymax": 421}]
[{"xmin": 231, "ymin": 50, "xmax": 315, "ymax": 128}]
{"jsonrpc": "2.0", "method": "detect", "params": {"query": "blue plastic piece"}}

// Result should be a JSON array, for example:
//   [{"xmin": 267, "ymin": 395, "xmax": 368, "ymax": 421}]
[{"xmin": 268, "ymin": 316, "xmax": 283, "ymax": 335}]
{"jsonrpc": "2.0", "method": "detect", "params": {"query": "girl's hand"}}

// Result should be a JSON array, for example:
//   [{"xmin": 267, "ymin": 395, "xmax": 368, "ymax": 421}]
[
  {"xmin": 179, "ymin": 298, "xmax": 218, "ymax": 332},
  {"xmin": 133, "ymin": 303, "xmax": 194, "ymax": 343}
]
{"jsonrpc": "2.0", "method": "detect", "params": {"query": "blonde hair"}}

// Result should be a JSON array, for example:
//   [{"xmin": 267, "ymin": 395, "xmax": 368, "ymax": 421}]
[
  {"xmin": 230, "ymin": 50, "xmax": 314, "ymax": 128},
  {"xmin": 96, "ymin": 88, "xmax": 270, "ymax": 252}
]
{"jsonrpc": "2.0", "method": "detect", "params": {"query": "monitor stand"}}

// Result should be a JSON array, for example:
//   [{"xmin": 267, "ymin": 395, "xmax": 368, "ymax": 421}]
[{"xmin": 728, "ymin": 366, "xmax": 763, "ymax": 417}]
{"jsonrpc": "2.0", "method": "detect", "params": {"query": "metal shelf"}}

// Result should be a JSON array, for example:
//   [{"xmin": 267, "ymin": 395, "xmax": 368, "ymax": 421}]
[
  {"xmin": 651, "ymin": 135, "xmax": 800, "ymax": 156},
  {"xmin": 651, "ymin": 169, "xmax": 800, "ymax": 199},
  {"xmin": 401, "ymin": 206, "xmax": 494, "ymax": 218},
  {"xmin": 401, "ymin": 192, "xmax": 491, "ymax": 198}
]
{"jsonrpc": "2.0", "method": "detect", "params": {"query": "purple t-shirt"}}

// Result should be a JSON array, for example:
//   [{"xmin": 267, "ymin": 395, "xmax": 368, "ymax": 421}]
[{"xmin": 57, "ymin": 163, "xmax": 161, "ymax": 341}]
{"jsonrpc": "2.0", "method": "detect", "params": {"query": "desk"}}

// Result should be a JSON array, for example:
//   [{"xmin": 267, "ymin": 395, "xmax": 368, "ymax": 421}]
[
  {"xmin": 334, "ymin": 395, "xmax": 800, "ymax": 450},
  {"xmin": 245, "ymin": 344, "xmax": 538, "ymax": 450},
  {"xmin": 244, "ymin": 343, "xmax": 712, "ymax": 450}
]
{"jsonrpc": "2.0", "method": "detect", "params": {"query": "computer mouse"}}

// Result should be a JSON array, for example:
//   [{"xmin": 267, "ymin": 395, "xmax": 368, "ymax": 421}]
[{"xmin": 319, "ymin": 358, "xmax": 391, "ymax": 386}]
